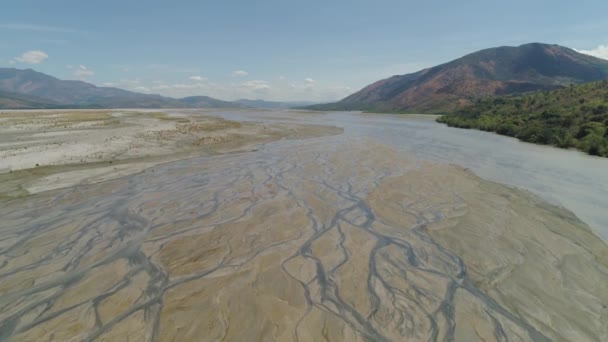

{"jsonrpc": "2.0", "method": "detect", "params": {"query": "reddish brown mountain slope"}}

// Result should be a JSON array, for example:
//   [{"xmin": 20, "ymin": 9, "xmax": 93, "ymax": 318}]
[{"xmin": 309, "ymin": 43, "xmax": 608, "ymax": 113}]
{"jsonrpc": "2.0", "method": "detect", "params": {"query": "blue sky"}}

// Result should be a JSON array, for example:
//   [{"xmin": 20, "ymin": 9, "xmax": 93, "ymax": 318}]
[{"xmin": 1, "ymin": 0, "xmax": 608, "ymax": 101}]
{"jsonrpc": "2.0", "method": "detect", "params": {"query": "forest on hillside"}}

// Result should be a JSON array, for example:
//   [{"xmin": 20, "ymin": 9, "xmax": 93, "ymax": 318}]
[{"xmin": 438, "ymin": 80, "xmax": 608, "ymax": 157}]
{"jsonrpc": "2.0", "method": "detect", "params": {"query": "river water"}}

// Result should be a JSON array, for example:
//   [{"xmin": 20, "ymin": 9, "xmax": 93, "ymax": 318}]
[
  {"xmin": 2, "ymin": 109, "xmax": 607, "ymax": 341},
  {"xmin": 203, "ymin": 109, "xmax": 608, "ymax": 239}
]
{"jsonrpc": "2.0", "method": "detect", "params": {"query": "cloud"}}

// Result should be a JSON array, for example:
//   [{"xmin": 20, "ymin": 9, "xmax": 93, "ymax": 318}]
[
  {"xmin": 304, "ymin": 78, "xmax": 316, "ymax": 90},
  {"xmin": 189, "ymin": 76, "xmax": 206, "ymax": 81},
  {"xmin": 13, "ymin": 50, "xmax": 48, "ymax": 64},
  {"xmin": 73, "ymin": 65, "xmax": 94, "ymax": 79},
  {"xmin": 242, "ymin": 80, "xmax": 270, "ymax": 90},
  {"xmin": 576, "ymin": 44, "xmax": 608, "ymax": 60},
  {"xmin": 231, "ymin": 70, "xmax": 249, "ymax": 77},
  {"xmin": 101, "ymin": 82, "xmax": 117, "ymax": 87}
]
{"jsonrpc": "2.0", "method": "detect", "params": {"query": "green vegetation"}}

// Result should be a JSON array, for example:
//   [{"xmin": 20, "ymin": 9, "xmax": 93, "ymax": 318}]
[{"xmin": 437, "ymin": 80, "xmax": 608, "ymax": 157}]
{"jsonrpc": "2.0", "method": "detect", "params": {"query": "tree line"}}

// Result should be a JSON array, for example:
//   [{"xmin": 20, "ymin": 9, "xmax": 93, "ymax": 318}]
[{"xmin": 437, "ymin": 80, "xmax": 608, "ymax": 157}]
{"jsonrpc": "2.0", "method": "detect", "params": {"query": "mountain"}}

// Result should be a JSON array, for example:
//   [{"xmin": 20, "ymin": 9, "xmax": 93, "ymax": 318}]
[
  {"xmin": 0, "ymin": 68, "xmax": 240, "ymax": 109},
  {"xmin": 180, "ymin": 96, "xmax": 244, "ymax": 108},
  {"xmin": 308, "ymin": 43, "xmax": 608, "ymax": 113},
  {"xmin": 438, "ymin": 80, "xmax": 608, "ymax": 157},
  {"xmin": 0, "ymin": 90, "xmax": 62, "ymax": 109},
  {"xmin": 234, "ymin": 99, "xmax": 319, "ymax": 109}
]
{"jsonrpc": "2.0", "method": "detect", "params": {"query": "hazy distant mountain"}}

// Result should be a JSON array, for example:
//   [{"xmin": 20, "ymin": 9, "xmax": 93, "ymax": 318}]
[
  {"xmin": 308, "ymin": 43, "xmax": 608, "ymax": 113},
  {"xmin": 0, "ymin": 68, "xmax": 242, "ymax": 109},
  {"xmin": 0, "ymin": 90, "xmax": 73, "ymax": 109},
  {"xmin": 234, "ymin": 99, "xmax": 319, "ymax": 109},
  {"xmin": 180, "ymin": 96, "xmax": 245, "ymax": 108}
]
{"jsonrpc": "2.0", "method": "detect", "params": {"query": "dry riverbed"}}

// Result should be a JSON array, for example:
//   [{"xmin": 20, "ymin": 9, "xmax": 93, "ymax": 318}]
[
  {"xmin": 0, "ymin": 134, "xmax": 607, "ymax": 341},
  {"xmin": 0, "ymin": 110, "xmax": 342, "ymax": 199}
]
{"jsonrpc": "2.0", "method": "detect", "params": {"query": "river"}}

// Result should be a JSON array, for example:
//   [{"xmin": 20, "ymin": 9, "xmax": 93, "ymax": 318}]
[
  {"xmin": 2, "ymin": 109, "xmax": 607, "ymax": 341},
  {"xmin": 204, "ymin": 109, "xmax": 608, "ymax": 239}
]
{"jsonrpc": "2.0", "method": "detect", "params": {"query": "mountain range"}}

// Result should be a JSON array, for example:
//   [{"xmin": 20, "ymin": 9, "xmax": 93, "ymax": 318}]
[
  {"xmin": 4, "ymin": 43, "xmax": 608, "ymax": 112},
  {"xmin": 234, "ymin": 99, "xmax": 318, "ymax": 109},
  {"xmin": 308, "ymin": 43, "xmax": 608, "ymax": 113},
  {"xmin": 0, "ymin": 68, "xmax": 312, "ymax": 110}
]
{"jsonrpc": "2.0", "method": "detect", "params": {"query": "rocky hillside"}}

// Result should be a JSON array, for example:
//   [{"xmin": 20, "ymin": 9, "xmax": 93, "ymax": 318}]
[{"xmin": 309, "ymin": 43, "xmax": 608, "ymax": 113}]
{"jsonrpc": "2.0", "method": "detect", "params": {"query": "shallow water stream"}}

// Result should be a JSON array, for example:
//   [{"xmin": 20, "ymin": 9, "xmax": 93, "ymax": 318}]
[{"xmin": 205, "ymin": 110, "xmax": 608, "ymax": 239}]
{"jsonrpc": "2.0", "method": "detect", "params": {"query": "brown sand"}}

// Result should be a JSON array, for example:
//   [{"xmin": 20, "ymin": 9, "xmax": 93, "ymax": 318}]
[{"xmin": 0, "ymin": 135, "xmax": 606, "ymax": 341}]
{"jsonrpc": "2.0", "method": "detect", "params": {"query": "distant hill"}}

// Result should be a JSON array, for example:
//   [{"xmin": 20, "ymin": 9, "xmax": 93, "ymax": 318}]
[
  {"xmin": 438, "ymin": 80, "xmax": 608, "ymax": 157},
  {"xmin": 0, "ymin": 90, "xmax": 61, "ymax": 109},
  {"xmin": 308, "ymin": 43, "xmax": 608, "ymax": 113},
  {"xmin": 180, "ymin": 96, "xmax": 244, "ymax": 108},
  {"xmin": 235, "ymin": 99, "xmax": 319, "ymax": 109},
  {"xmin": 0, "ymin": 68, "xmax": 242, "ymax": 109}
]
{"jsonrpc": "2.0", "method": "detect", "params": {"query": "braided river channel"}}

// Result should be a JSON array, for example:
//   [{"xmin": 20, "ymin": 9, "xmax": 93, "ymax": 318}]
[{"xmin": 1, "ymin": 110, "xmax": 607, "ymax": 341}]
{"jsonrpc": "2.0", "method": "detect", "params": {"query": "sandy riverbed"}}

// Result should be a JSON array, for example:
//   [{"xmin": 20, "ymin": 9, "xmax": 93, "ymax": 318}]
[
  {"xmin": 0, "ymin": 136, "xmax": 607, "ymax": 341},
  {"xmin": 0, "ymin": 110, "xmax": 342, "ymax": 199}
]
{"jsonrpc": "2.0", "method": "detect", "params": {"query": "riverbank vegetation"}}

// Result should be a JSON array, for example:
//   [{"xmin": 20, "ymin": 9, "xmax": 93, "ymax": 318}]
[{"xmin": 438, "ymin": 80, "xmax": 608, "ymax": 157}]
